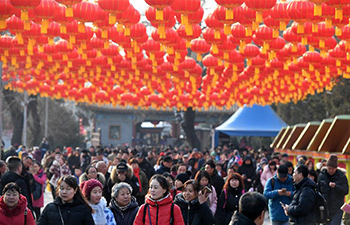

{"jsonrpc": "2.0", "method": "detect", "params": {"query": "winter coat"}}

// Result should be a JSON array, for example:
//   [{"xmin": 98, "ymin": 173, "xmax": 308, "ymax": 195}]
[
  {"xmin": 174, "ymin": 193, "xmax": 215, "ymax": 225},
  {"xmin": 33, "ymin": 168, "xmax": 47, "ymax": 208},
  {"xmin": 343, "ymin": 199, "xmax": 350, "ymax": 225},
  {"xmin": 0, "ymin": 171, "xmax": 33, "ymax": 210},
  {"xmin": 79, "ymin": 172, "xmax": 106, "ymax": 187},
  {"xmin": 318, "ymin": 168, "xmax": 349, "ymax": 217},
  {"xmin": 109, "ymin": 196, "xmax": 139, "ymax": 225},
  {"xmin": 134, "ymin": 168, "xmax": 149, "ymax": 197},
  {"xmin": 287, "ymin": 177, "xmax": 317, "ymax": 225},
  {"xmin": 37, "ymin": 196, "xmax": 95, "ymax": 225},
  {"xmin": 49, "ymin": 161, "xmax": 71, "ymax": 188},
  {"xmin": 263, "ymin": 174, "xmax": 294, "ymax": 222},
  {"xmin": 134, "ymin": 193, "xmax": 185, "ymax": 225},
  {"xmin": 210, "ymin": 171, "xmax": 225, "ymax": 196},
  {"xmin": 260, "ymin": 165, "xmax": 277, "ymax": 187},
  {"xmin": 216, "ymin": 186, "xmax": 244, "ymax": 225},
  {"xmin": 155, "ymin": 164, "xmax": 171, "ymax": 175},
  {"xmin": 107, "ymin": 164, "xmax": 140, "ymax": 197},
  {"xmin": 139, "ymin": 158, "xmax": 155, "ymax": 179},
  {"xmin": 90, "ymin": 197, "xmax": 117, "ymax": 225},
  {"xmin": 67, "ymin": 155, "xmax": 80, "ymax": 172},
  {"xmin": 228, "ymin": 212, "xmax": 256, "ymax": 225},
  {"xmin": 237, "ymin": 157, "xmax": 256, "ymax": 192},
  {"xmin": 0, "ymin": 194, "xmax": 35, "ymax": 225}
]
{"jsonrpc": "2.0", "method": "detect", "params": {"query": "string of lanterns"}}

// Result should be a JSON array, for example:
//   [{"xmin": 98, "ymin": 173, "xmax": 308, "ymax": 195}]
[{"xmin": 1, "ymin": 0, "xmax": 350, "ymax": 110}]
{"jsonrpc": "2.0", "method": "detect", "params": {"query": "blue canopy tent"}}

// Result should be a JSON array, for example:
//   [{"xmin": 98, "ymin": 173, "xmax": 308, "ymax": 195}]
[{"xmin": 214, "ymin": 105, "xmax": 287, "ymax": 147}]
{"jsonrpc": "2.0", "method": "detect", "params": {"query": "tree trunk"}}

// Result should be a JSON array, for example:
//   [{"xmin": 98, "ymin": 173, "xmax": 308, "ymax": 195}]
[
  {"xmin": 181, "ymin": 107, "xmax": 201, "ymax": 149},
  {"xmin": 27, "ymin": 95, "xmax": 41, "ymax": 146},
  {"xmin": 3, "ymin": 89, "xmax": 23, "ymax": 145}
]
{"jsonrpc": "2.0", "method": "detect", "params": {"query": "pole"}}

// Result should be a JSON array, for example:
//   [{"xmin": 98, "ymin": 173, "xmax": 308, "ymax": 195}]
[
  {"xmin": 44, "ymin": 97, "xmax": 48, "ymax": 138},
  {"xmin": 23, "ymin": 91, "xmax": 27, "ymax": 146}
]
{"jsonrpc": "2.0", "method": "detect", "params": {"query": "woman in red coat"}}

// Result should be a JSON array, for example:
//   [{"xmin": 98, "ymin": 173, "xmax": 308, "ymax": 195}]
[
  {"xmin": 0, "ymin": 182, "xmax": 35, "ymax": 225},
  {"xmin": 134, "ymin": 174, "xmax": 184, "ymax": 225}
]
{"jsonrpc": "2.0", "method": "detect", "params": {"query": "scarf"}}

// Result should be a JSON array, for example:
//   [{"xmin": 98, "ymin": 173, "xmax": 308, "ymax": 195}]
[
  {"xmin": 90, "ymin": 197, "xmax": 107, "ymax": 225},
  {"xmin": 133, "ymin": 167, "xmax": 142, "ymax": 192}
]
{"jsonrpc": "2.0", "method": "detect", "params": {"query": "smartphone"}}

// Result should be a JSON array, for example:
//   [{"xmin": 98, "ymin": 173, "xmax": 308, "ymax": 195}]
[
  {"xmin": 281, "ymin": 188, "xmax": 286, "ymax": 192},
  {"xmin": 280, "ymin": 201, "xmax": 285, "ymax": 207},
  {"xmin": 202, "ymin": 186, "xmax": 212, "ymax": 194}
]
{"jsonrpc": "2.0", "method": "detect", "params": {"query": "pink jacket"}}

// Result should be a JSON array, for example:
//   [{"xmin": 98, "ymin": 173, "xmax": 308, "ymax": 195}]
[
  {"xmin": 260, "ymin": 165, "xmax": 277, "ymax": 187},
  {"xmin": 208, "ymin": 186, "xmax": 218, "ymax": 215},
  {"xmin": 33, "ymin": 168, "xmax": 47, "ymax": 208}
]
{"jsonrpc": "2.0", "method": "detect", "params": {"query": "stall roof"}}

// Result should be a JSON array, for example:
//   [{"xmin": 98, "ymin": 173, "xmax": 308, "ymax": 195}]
[{"xmin": 215, "ymin": 105, "xmax": 288, "ymax": 137}]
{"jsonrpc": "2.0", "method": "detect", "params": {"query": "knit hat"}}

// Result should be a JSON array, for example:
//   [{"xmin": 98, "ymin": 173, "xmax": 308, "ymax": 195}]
[
  {"xmin": 175, "ymin": 173, "xmax": 190, "ymax": 184},
  {"xmin": 80, "ymin": 179, "xmax": 103, "ymax": 198},
  {"xmin": 326, "ymin": 154, "xmax": 338, "ymax": 168}
]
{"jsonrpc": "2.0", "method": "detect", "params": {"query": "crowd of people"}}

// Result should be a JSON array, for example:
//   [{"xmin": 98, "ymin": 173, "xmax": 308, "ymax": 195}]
[{"xmin": 0, "ymin": 143, "xmax": 348, "ymax": 225}]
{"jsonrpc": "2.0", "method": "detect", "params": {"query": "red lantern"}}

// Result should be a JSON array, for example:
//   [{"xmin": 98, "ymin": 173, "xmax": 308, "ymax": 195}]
[
  {"xmin": 287, "ymin": 0, "xmax": 314, "ymax": 34},
  {"xmin": 9, "ymin": 0, "xmax": 41, "ymax": 21},
  {"xmin": 242, "ymin": 44, "xmax": 260, "ymax": 66},
  {"xmin": 303, "ymin": 51, "xmax": 321, "ymax": 71},
  {"xmin": 73, "ymin": 1, "xmax": 103, "ymax": 32},
  {"xmin": 214, "ymin": 6, "xmax": 242, "ymax": 35},
  {"xmin": 254, "ymin": 25, "xmax": 275, "ymax": 53},
  {"xmin": 245, "ymin": 0, "xmax": 276, "ymax": 23},
  {"xmin": 98, "ymin": 0, "xmax": 129, "ymax": 25},
  {"xmin": 215, "ymin": 0, "xmax": 243, "ymax": 19},
  {"xmin": 171, "ymin": 0, "xmax": 200, "ymax": 26},
  {"xmin": 33, "ymin": 0, "xmax": 59, "ymax": 34},
  {"xmin": 313, "ymin": 22, "xmax": 335, "ymax": 48},
  {"xmin": 270, "ymin": 2, "xmax": 290, "ymax": 30},
  {"xmin": 0, "ymin": 0, "xmax": 15, "ymax": 29}
]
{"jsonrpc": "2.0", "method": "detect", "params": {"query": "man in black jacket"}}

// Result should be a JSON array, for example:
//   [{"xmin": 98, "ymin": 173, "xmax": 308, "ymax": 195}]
[
  {"xmin": 318, "ymin": 154, "xmax": 348, "ymax": 225},
  {"xmin": 229, "ymin": 192, "xmax": 267, "ymax": 225},
  {"xmin": 136, "ymin": 152, "xmax": 155, "ymax": 179},
  {"xmin": 155, "ymin": 156, "xmax": 172, "ymax": 175},
  {"xmin": 284, "ymin": 165, "xmax": 317, "ymax": 225},
  {"xmin": 205, "ymin": 160, "xmax": 224, "ymax": 195},
  {"xmin": 0, "ymin": 156, "xmax": 33, "ymax": 211}
]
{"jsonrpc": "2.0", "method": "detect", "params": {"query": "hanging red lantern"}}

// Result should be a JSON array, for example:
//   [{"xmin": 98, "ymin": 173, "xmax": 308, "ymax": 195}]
[
  {"xmin": 52, "ymin": 5, "xmax": 75, "ymax": 34},
  {"xmin": 215, "ymin": 0, "xmax": 243, "ymax": 19},
  {"xmin": 171, "ymin": 0, "xmax": 200, "ymax": 28},
  {"xmin": 33, "ymin": 0, "xmax": 59, "ymax": 34},
  {"xmin": 283, "ymin": 27, "xmax": 302, "ymax": 52},
  {"xmin": 202, "ymin": 27, "xmax": 226, "ymax": 54},
  {"xmin": 97, "ymin": 0, "xmax": 129, "ymax": 25},
  {"xmin": 214, "ymin": 6, "xmax": 242, "ymax": 35},
  {"xmin": 146, "ymin": 6, "xmax": 175, "ymax": 38},
  {"xmin": 287, "ymin": 0, "xmax": 314, "ymax": 34},
  {"xmin": 73, "ymin": 1, "xmax": 103, "ymax": 32},
  {"xmin": 313, "ymin": 21, "xmax": 335, "ymax": 48},
  {"xmin": 325, "ymin": 0, "xmax": 350, "ymax": 21},
  {"xmin": 145, "ymin": 0, "xmax": 174, "ymax": 21},
  {"xmin": 177, "ymin": 24, "xmax": 201, "ymax": 47},
  {"xmin": 303, "ymin": 51, "xmax": 322, "ymax": 71},
  {"xmin": 242, "ymin": 44, "xmax": 260, "ymax": 66},
  {"xmin": 175, "ymin": 6, "xmax": 203, "ymax": 25},
  {"xmin": 245, "ymin": 0, "xmax": 276, "ymax": 23},
  {"xmin": 9, "ymin": 0, "xmax": 41, "ymax": 22},
  {"xmin": 6, "ymin": 15, "xmax": 24, "ymax": 44},
  {"xmin": 254, "ymin": 25, "xmax": 275, "ymax": 53},
  {"xmin": 0, "ymin": 0, "xmax": 15, "ymax": 29},
  {"xmin": 270, "ymin": 2, "xmax": 290, "ymax": 30}
]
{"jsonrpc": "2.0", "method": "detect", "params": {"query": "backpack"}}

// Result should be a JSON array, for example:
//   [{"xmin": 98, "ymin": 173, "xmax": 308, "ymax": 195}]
[
  {"xmin": 314, "ymin": 189, "xmax": 329, "ymax": 224},
  {"xmin": 33, "ymin": 172, "xmax": 44, "ymax": 200},
  {"xmin": 142, "ymin": 202, "xmax": 174, "ymax": 225}
]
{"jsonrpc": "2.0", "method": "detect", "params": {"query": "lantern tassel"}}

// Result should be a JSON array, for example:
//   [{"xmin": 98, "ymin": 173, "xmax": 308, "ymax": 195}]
[
  {"xmin": 66, "ymin": 6, "xmax": 73, "ymax": 17},
  {"xmin": 0, "ymin": 20, "xmax": 6, "ymax": 29},
  {"xmin": 335, "ymin": 8, "xmax": 343, "ymax": 20},
  {"xmin": 156, "ymin": 9, "xmax": 163, "ymax": 20},
  {"xmin": 226, "ymin": 8, "xmax": 233, "ymax": 20},
  {"xmin": 314, "ymin": 4, "xmax": 322, "ymax": 16},
  {"xmin": 109, "ymin": 13, "xmax": 116, "ymax": 25},
  {"xmin": 21, "ymin": 10, "xmax": 28, "ymax": 21},
  {"xmin": 224, "ymin": 24, "xmax": 231, "ymax": 36},
  {"xmin": 24, "ymin": 21, "xmax": 30, "ymax": 30},
  {"xmin": 78, "ymin": 23, "xmax": 85, "ymax": 33},
  {"xmin": 60, "ymin": 25, "xmax": 67, "ymax": 34}
]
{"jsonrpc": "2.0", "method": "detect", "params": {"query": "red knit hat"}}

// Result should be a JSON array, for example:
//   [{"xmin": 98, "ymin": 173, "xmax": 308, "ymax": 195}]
[{"xmin": 80, "ymin": 179, "xmax": 103, "ymax": 198}]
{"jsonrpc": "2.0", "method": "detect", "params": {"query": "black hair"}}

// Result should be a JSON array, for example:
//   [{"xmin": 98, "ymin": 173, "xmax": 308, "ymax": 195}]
[
  {"xmin": 194, "ymin": 170, "xmax": 212, "ymax": 185},
  {"xmin": 183, "ymin": 179, "xmax": 200, "ymax": 193},
  {"xmin": 162, "ymin": 172, "xmax": 175, "ymax": 182},
  {"xmin": 239, "ymin": 192, "xmax": 267, "ymax": 221},
  {"xmin": 148, "ymin": 174, "xmax": 170, "ymax": 197},
  {"xmin": 308, "ymin": 169, "xmax": 318, "ymax": 183},
  {"xmin": 56, "ymin": 175, "xmax": 93, "ymax": 213},
  {"xmin": 2, "ymin": 182, "xmax": 21, "ymax": 195},
  {"xmin": 295, "ymin": 165, "xmax": 308, "ymax": 178},
  {"xmin": 33, "ymin": 160, "xmax": 42, "ymax": 169},
  {"xmin": 85, "ymin": 165, "xmax": 97, "ymax": 175},
  {"xmin": 205, "ymin": 160, "xmax": 215, "ymax": 169},
  {"xmin": 6, "ymin": 156, "xmax": 22, "ymax": 172}
]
